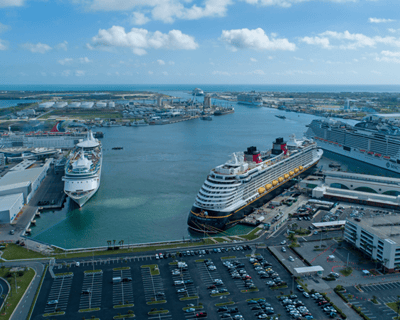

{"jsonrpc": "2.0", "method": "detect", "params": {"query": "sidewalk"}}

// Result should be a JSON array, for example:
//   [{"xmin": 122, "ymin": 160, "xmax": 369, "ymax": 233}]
[{"xmin": 326, "ymin": 290, "xmax": 362, "ymax": 319}]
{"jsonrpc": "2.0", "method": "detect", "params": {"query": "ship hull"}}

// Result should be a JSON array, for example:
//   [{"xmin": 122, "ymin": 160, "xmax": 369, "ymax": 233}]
[
  {"xmin": 67, "ymin": 185, "xmax": 99, "ymax": 207},
  {"xmin": 312, "ymin": 139, "xmax": 400, "ymax": 174},
  {"xmin": 187, "ymin": 163, "xmax": 318, "ymax": 234},
  {"xmin": 237, "ymin": 101, "xmax": 263, "ymax": 106}
]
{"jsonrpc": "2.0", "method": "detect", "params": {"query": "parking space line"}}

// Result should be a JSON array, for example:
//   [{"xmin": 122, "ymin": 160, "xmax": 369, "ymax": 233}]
[{"xmin": 43, "ymin": 275, "xmax": 73, "ymax": 313}]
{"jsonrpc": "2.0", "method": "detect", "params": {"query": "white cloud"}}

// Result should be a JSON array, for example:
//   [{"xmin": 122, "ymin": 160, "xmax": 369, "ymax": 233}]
[
  {"xmin": 293, "ymin": 56, "xmax": 303, "ymax": 60},
  {"xmin": 212, "ymin": 70, "xmax": 231, "ymax": 76},
  {"xmin": 369, "ymin": 17, "xmax": 395, "ymax": 23},
  {"xmin": 251, "ymin": 69, "xmax": 265, "ymax": 75},
  {"xmin": 375, "ymin": 50, "xmax": 400, "ymax": 63},
  {"xmin": 242, "ymin": 0, "xmax": 355, "ymax": 8},
  {"xmin": 58, "ymin": 58, "xmax": 73, "ymax": 65},
  {"xmin": 84, "ymin": 0, "xmax": 232, "ymax": 24},
  {"xmin": 157, "ymin": 59, "xmax": 165, "ymax": 65},
  {"xmin": 371, "ymin": 70, "xmax": 382, "ymax": 74},
  {"xmin": 250, "ymin": 57, "xmax": 257, "ymax": 62},
  {"xmin": 75, "ymin": 70, "xmax": 86, "ymax": 76},
  {"xmin": 388, "ymin": 28, "xmax": 400, "ymax": 33},
  {"xmin": 79, "ymin": 57, "xmax": 92, "ymax": 63},
  {"xmin": 62, "ymin": 70, "xmax": 71, "ymax": 77},
  {"xmin": 55, "ymin": 41, "xmax": 68, "ymax": 51},
  {"xmin": 21, "ymin": 42, "xmax": 52, "ymax": 54},
  {"xmin": 0, "ymin": 22, "xmax": 10, "ymax": 33},
  {"xmin": 91, "ymin": 26, "xmax": 198, "ymax": 55},
  {"xmin": 300, "ymin": 36, "xmax": 331, "ymax": 49},
  {"xmin": 131, "ymin": 12, "xmax": 150, "ymax": 25},
  {"xmin": 301, "ymin": 30, "xmax": 400, "ymax": 50},
  {"xmin": 148, "ymin": 71, "xmax": 154, "ymax": 75},
  {"xmin": 168, "ymin": 61, "xmax": 175, "ymax": 65},
  {"xmin": 162, "ymin": 71, "xmax": 168, "ymax": 75},
  {"xmin": 220, "ymin": 28, "xmax": 296, "ymax": 51},
  {"xmin": 0, "ymin": 0, "xmax": 24, "ymax": 7},
  {"xmin": 0, "ymin": 39, "xmax": 8, "ymax": 50}
]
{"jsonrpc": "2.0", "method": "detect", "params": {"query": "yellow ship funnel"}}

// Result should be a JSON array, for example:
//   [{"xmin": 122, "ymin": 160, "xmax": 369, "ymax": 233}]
[
  {"xmin": 265, "ymin": 184, "xmax": 272, "ymax": 190},
  {"xmin": 299, "ymin": 166, "xmax": 304, "ymax": 170},
  {"xmin": 289, "ymin": 171, "xmax": 294, "ymax": 176},
  {"xmin": 258, "ymin": 187, "xmax": 265, "ymax": 194},
  {"xmin": 294, "ymin": 168, "xmax": 299, "ymax": 173},
  {"xmin": 272, "ymin": 180, "xmax": 278, "ymax": 186},
  {"xmin": 278, "ymin": 177, "xmax": 284, "ymax": 182},
  {"xmin": 284, "ymin": 174, "xmax": 289, "ymax": 179}
]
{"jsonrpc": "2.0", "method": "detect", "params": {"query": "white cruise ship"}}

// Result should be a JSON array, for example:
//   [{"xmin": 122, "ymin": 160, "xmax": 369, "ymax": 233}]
[
  {"xmin": 192, "ymin": 88, "xmax": 204, "ymax": 96},
  {"xmin": 63, "ymin": 131, "xmax": 102, "ymax": 207},
  {"xmin": 237, "ymin": 93, "xmax": 263, "ymax": 106},
  {"xmin": 306, "ymin": 117, "xmax": 400, "ymax": 174},
  {"xmin": 187, "ymin": 136, "xmax": 323, "ymax": 233}
]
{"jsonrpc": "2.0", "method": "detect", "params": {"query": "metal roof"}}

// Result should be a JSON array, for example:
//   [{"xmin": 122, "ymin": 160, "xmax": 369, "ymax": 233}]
[
  {"xmin": 0, "ymin": 166, "xmax": 46, "ymax": 187},
  {"xmin": 294, "ymin": 266, "xmax": 324, "ymax": 274},
  {"xmin": 0, "ymin": 181, "xmax": 31, "ymax": 191},
  {"xmin": 313, "ymin": 221, "xmax": 347, "ymax": 228},
  {"xmin": 0, "ymin": 193, "xmax": 23, "ymax": 210}
]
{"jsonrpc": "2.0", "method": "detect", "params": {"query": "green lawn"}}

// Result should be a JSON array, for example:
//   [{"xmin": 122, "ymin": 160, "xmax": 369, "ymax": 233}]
[
  {"xmin": 221, "ymin": 256, "xmax": 236, "ymax": 260},
  {"xmin": 179, "ymin": 296, "xmax": 199, "ymax": 301},
  {"xmin": 148, "ymin": 310, "xmax": 169, "ymax": 315},
  {"xmin": 54, "ymin": 272, "xmax": 73, "ymax": 277},
  {"xmin": 0, "ymin": 244, "xmax": 46, "ymax": 260},
  {"xmin": 215, "ymin": 301, "xmax": 235, "ymax": 307},
  {"xmin": 241, "ymin": 227, "xmax": 262, "ymax": 240},
  {"xmin": 146, "ymin": 300, "xmax": 166, "ymax": 305},
  {"xmin": 78, "ymin": 307, "xmax": 100, "ymax": 312},
  {"xmin": 339, "ymin": 267, "xmax": 353, "ymax": 277},
  {"xmin": 84, "ymin": 269, "xmax": 102, "ymax": 274},
  {"xmin": 211, "ymin": 292, "xmax": 230, "ymax": 297},
  {"xmin": 0, "ymin": 267, "xmax": 35, "ymax": 320},
  {"xmin": 113, "ymin": 304, "xmax": 134, "ymax": 309},
  {"xmin": 141, "ymin": 265, "xmax": 159, "ymax": 276},
  {"xmin": 386, "ymin": 302, "xmax": 400, "ymax": 314},
  {"xmin": 113, "ymin": 267, "xmax": 130, "ymax": 271}
]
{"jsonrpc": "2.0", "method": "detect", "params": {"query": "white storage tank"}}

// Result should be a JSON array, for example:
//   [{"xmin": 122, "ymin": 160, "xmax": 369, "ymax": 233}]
[
  {"xmin": 96, "ymin": 102, "xmax": 107, "ymax": 108},
  {"xmin": 108, "ymin": 101, "xmax": 115, "ymax": 108},
  {"xmin": 54, "ymin": 102, "xmax": 68, "ymax": 109},
  {"xmin": 38, "ymin": 102, "xmax": 55, "ymax": 109},
  {"xmin": 81, "ymin": 102, "xmax": 94, "ymax": 109},
  {"xmin": 68, "ymin": 102, "xmax": 81, "ymax": 109}
]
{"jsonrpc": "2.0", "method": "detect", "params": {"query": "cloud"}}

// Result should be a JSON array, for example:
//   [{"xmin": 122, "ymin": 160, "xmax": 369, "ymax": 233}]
[
  {"xmin": 157, "ymin": 59, "xmax": 165, "ymax": 65},
  {"xmin": 293, "ymin": 56, "xmax": 304, "ymax": 60},
  {"xmin": 375, "ymin": 50, "xmax": 400, "ymax": 63},
  {"xmin": 168, "ymin": 61, "xmax": 175, "ymax": 65},
  {"xmin": 58, "ymin": 58, "xmax": 73, "ymax": 65},
  {"xmin": 55, "ymin": 41, "xmax": 68, "ymax": 51},
  {"xmin": 301, "ymin": 30, "xmax": 400, "ymax": 50},
  {"xmin": 84, "ymin": 0, "xmax": 232, "ymax": 24},
  {"xmin": 91, "ymin": 26, "xmax": 198, "ymax": 55},
  {"xmin": 251, "ymin": 69, "xmax": 265, "ymax": 75},
  {"xmin": 79, "ymin": 57, "xmax": 92, "ymax": 63},
  {"xmin": 250, "ymin": 57, "xmax": 257, "ymax": 62},
  {"xmin": 0, "ymin": 22, "xmax": 10, "ymax": 33},
  {"xmin": 62, "ymin": 70, "xmax": 71, "ymax": 77},
  {"xmin": 242, "ymin": 0, "xmax": 356, "ymax": 8},
  {"xmin": 131, "ymin": 12, "xmax": 150, "ymax": 25},
  {"xmin": 220, "ymin": 28, "xmax": 296, "ymax": 51},
  {"xmin": 21, "ymin": 42, "xmax": 52, "ymax": 54},
  {"xmin": 212, "ymin": 70, "xmax": 231, "ymax": 76},
  {"xmin": 162, "ymin": 71, "xmax": 168, "ymax": 75},
  {"xmin": 0, "ymin": 39, "xmax": 7, "ymax": 50},
  {"xmin": 148, "ymin": 71, "xmax": 154, "ymax": 75},
  {"xmin": 388, "ymin": 28, "xmax": 400, "ymax": 33},
  {"xmin": 75, "ymin": 70, "xmax": 86, "ymax": 76},
  {"xmin": 0, "ymin": 0, "xmax": 25, "ymax": 7},
  {"xmin": 369, "ymin": 17, "xmax": 395, "ymax": 23}
]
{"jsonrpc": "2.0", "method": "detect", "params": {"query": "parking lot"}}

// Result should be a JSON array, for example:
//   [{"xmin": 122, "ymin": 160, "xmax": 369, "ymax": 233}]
[{"xmin": 32, "ymin": 244, "xmax": 331, "ymax": 320}]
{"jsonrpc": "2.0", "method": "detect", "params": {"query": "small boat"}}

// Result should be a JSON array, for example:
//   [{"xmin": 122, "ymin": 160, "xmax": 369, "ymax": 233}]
[
  {"xmin": 112, "ymin": 147, "xmax": 123, "ymax": 150},
  {"xmin": 201, "ymin": 116, "xmax": 212, "ymax": 121},
  {"xmin": 275, "ymin": 115, "xmax": 286, "ymax": 120}
]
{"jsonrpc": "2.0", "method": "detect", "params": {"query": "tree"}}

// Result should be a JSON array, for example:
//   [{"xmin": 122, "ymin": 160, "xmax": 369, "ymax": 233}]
[{"xmin": 113, "ymin": 240, "xmax": 116, "ymax": 249}]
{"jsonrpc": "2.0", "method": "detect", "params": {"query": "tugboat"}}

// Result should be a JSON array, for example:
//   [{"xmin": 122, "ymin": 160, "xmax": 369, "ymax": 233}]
[{"xmin": 275, "ymin": 115, "xmax": 286, "ymax": 120}]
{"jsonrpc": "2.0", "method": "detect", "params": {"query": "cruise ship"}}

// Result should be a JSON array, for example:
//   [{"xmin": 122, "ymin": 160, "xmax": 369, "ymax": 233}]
[
  {"xmin": 192, "ymin": 88, "xmax": 204, "ymax": 96},
  {"xmin": 187, "ymin": 136, "xmax": 323, "ymax": 233},
  {"xmin": 306, "ymin": 117, "xmax": 400, "ymax": 174},
  {"xmin": 237, "ymin": 93, "xmax": 263, "ymax": 106},
  {"xmin": 63, "ymin": 131, "xmax": 102, "ymax": 207}
]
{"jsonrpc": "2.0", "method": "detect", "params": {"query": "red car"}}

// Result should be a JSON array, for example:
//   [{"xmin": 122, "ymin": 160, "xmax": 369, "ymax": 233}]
[
  {"xmin": 196, "ymin": 312, "xmax": 207, "ymax": 318},
  {"xmin": 207, "ymin": 285, "xmax": 216, "ymax": 289},
  {"xmin": 318, "ymin": 301, "xmax": 328, "ymax": 306}
]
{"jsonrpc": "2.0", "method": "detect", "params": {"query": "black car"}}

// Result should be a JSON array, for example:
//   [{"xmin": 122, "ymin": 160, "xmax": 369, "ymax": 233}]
[
  {"xmin": 217, "ymin": 306, "xmax": 228, "ymax": 312},
  {"xmin": 220, "ymin": 313, "xmax": 230, "ymax": 318},
  {"xmin": 81, "ymin": 289, "xmax": 91, "ymax": 295},
  {"xmin": 229, "ymin": 308, "xmax": 239, "ymax": 313},
  {"xmin": 122, "ymin": 277, "xmax": 132, "ymax": 282},
  {"xmin": 251, "ymin": 306, "xmax": 261, "ymax": 310}
]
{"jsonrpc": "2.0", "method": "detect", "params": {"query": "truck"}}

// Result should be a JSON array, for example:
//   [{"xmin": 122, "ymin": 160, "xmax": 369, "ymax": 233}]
[{"xmin": 112, "ymin": 277, "xmax": 122, "ymax": 284}]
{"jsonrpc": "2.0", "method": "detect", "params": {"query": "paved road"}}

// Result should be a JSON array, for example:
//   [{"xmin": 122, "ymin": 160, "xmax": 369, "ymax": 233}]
[{"xmin": 0, "ymin": 277, "xmax": 10, "ymax": 309}]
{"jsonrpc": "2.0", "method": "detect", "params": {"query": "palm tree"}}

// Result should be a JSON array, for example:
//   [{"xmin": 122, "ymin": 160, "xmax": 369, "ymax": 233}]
[
  {"xmin": 107, "ymin": 240, "xmax": 112, "ymax": 249},
  {"xmin": 119, "ymin": 240, "xmax": 124, "ymax": 248},
  {"xmin": 113, "ymin": 240, "xmax": 116, "ymax": 249}
]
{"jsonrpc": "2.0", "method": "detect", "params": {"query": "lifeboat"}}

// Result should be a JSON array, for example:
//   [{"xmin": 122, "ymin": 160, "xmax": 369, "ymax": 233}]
[
  {"xmin": 272, "ymin": 180, "xmax": 278, "ymax": 186},
  {"xmin": 375, "ymin": 153, "xmax": 382, "ymax": 157},
  {"xmin": 384, "ymin": 156, "xmax": 390, "ymax": 159},
  {"xmin": 367, "ymin": 151, "xmax": 374, "ymax": 155},
  {"xmin": 360, "ymin": 149, "xmax": 366, "ymax": 152},
  {"xmin": 278, "ymin": 177, "xmax": 284, "ymax": 183},
  {"xmin": 258, "ymin": 187, "xmax": 265, "ymax": 194},
  {"xmin": 284, "ymin": 174, "xmax": 290, "ymax": 179},
  {"xmin": 289, "ymin": 171, "xmax": 294, "ymax": 176},
  {"xmin": 299, "ymin": 166, "xmax": 304, "ymax": 170},
  {"xmin": 294, "ymin": 168, "xmax": 299, "ymax": 173},
  {"xmin": 265, "ymin": 184, "xmax": 272, "ymax": 190}
]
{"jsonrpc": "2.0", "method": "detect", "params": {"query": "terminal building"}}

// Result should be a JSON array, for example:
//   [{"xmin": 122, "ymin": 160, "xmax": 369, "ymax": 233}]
[
  {"xmin": 0, "ymin": 193, "xmax": 24, "ymax": 223},
  {"xmin": 344, "ymin": 215, "xmax": 400, "ymax": 273}
]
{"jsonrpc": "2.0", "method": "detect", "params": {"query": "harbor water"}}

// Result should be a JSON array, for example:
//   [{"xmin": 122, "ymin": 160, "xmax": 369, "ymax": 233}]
[{"xmin": 26, "ymin": 89, "xmax": 400, "ymax": 249}]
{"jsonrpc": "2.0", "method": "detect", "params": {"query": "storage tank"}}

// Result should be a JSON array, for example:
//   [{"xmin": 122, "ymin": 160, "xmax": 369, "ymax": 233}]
[
  {"xmin": 108, "ymin": 101, "xmax": 115, "ymax": 108},
  {"xmin": 54, "ymin": 102, "xmax": 68, "ymax": 109},
  {"xmin": 68, "ymin": 102, "xmax": 81, "ymax": 109},
  {"xmin": 81, "ymin": 102, "xmax": 94, "ymax": 109},
  {"xmin": 38, "ymin": 102, "xmax": 55, "ymax": 109},
  {"xmin": 96, "ymin": 102, "xmax": 107, "ymax": 108}
]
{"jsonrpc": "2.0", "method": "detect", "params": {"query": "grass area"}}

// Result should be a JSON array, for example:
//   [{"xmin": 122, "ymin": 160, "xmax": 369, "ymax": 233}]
[
  {"xmin": 84, "ymin": 269, "xmax": 102, "ymax": 274},
  {"xmin": 246, "ymin": 298, "xmax": 265, "ymax": 302},
  {"xmin": 146, "ymin": 300, "xmax": 166, "ymax": 305},
  {"xmin": 78, "ymin": 307, "xmax": 101, "ymax": 312},
  {"xmin": 386, "ymin": 302, "xmax": 400, "ymax": 313},
  {"xmin": 0, "ymin": 267, "xmax": 35, "ymax": 320},
  {"xmin": 38, "ymin": 110, "xmax": 123, "ymax": 120},
  {"xmin": 0, "ymin": 244, "xmax": 46, "ymax": 260},
  {"xmin": 339, "ymin": 267, "xmax": 353, "ymax": 277},
  {"xmin": 113, "ymin": 314, "xmax": 134, "ymax": 319},
  {"xmin": 270, "ymin": 285, "xmax": 288, "ymax": 290},
  {"xmin": 113, "ymin": 267, "xmax": 130, "ymax": 271},
  {"xmin": 246, "ymin": 253, "xmax": 260, "ymax": 257},
  {"xmin": 195, "ymin": 259, "xmax": 205, "ymax": 263},
  {"xmin": 114, "ymin": 304, "xmax": 134, "ymax": 309},
  {"xmin": 27, "ymin": 265, "xmax": 48, "ymax": 320},
  {"xmin": 215, "ymin": 301, "xmax": 235, "ymax": 307},
  {"xmin": 180, "ymin": 296, "xmax": 199, "ymax": 301},
  {"xmin": 211, "ymin": 292, "xmax": 230, "ymax": 297},
  {"xmin": 42, "ymin": 311, "xmax": 65, "ymax": 317},
  {"xmin": 241, "ymin": 288, "xmax": 259, "ymax": 293},
  {"xmin": 183, "ymin": 306, "xmax": 203, "ymax": 311},
  {"xmin": 169, "ymin": 261, "xmax": 178, "ymax": 265},
  {"xmin": 241, "ymin": 227, "xmax": 262, "ymax": 240},
  {"xmin": 221, "ymin": 256, "xmax": 236, "ymax": 260},
  {"xmin": 141, "ymin": 264, "xmax": 159, "ymax": 276},
  {"xmin": 148, "ymin": 310, "xmax": 169, "ymax": 315},
  {"xmin": 213, "ymin": 237, "xmax": 227, "ymax": 243},
  {"xmin": 54, "ymin": 272, "xmax": 73, "ymax": 277}
]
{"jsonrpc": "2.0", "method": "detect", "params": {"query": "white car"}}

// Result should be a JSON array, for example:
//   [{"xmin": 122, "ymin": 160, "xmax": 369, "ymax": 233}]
[
  {"xmin": 303, "ymin": 292, "xmax": 310, "ymax": 298},
  {"xmin": 208, "ymin": 266, "xmax": 217, "ymax": 271},
  {"xmin": 155, "ymin": 254, "xmax": 159, "ymax": 260},
  {"xmin": 281, "ymin": 240, "xmax": 287, "ymax": 245},
  {"xmin": 288, "ymin": 256, "xmax": 294, "ymax": 262},
  {"xmin": 211, "ymin": 289, "xmax": 219, "ymax": 294},
  {"xmin": 171, "ymin": 270, "xmax": 180, "ymax": 276},
  {"xmin": 177, "ymin": 288, "xmax": 187, "ymax": 293}
]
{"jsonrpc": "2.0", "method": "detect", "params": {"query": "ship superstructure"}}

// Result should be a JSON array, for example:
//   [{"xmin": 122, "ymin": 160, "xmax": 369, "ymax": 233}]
[
  {"xmin": 187, "ymin": 136, "xmax": 323, "ymax": 233},
  {"xmin": 63, "ymin": 131, "xmax": 102, "ymax": 207},
  {"xmin": 237, "ymin": 93, "xmax": 263, "ymax": 106},
  {"xmin": 306, "ymin": 117, "xmax": 400, "ymax": 173}
]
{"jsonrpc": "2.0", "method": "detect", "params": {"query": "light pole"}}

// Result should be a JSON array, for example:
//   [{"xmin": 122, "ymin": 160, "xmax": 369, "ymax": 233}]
[{"xmin": 14, "ymin": 273, "xmax": 17, "ymax": 294}]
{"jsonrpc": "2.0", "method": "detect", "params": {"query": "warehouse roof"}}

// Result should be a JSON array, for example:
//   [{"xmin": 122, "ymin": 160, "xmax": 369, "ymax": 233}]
[
  {"xmin": 0, "ymin": 193, "xmax": 23, "ymax": 210},
  {"xmin": 0, "ymin": 167, "xmax": 45, "ymax": 187},
  {"xmin": 294, "ymin": 266, "xmax": 324, "ymax": 274}
]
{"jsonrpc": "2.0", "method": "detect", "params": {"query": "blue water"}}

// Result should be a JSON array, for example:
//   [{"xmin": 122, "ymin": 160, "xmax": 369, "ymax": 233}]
[
  {"xmin": 0, "ymin": 100, "xmax": 39, "ymax": 109},
  {"xmin": 1, "ymin": 84, "xmax": 400, "ymax": 93}
]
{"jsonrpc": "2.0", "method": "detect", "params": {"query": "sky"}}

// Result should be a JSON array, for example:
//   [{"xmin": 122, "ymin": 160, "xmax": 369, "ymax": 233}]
[{"xmin": 0, "ymin": 0, "xmax": 399, "ymax": 85}]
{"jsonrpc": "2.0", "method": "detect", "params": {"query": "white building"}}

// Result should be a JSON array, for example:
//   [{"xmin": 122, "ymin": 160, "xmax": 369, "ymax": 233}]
[
  {"xmin": 0, "ymin": 193, "xmax": 24, "ymax": 223},
  {"xmin": 0, "ymin": 153, "xmax": 4, "ymax": 167},
  {"xmin": 345, "ymin": 215, "xmax": 400, "ymax": 272},
  {"xmin": 38, "ymin": 102, "xmax": 55, "ymax": 109}
]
